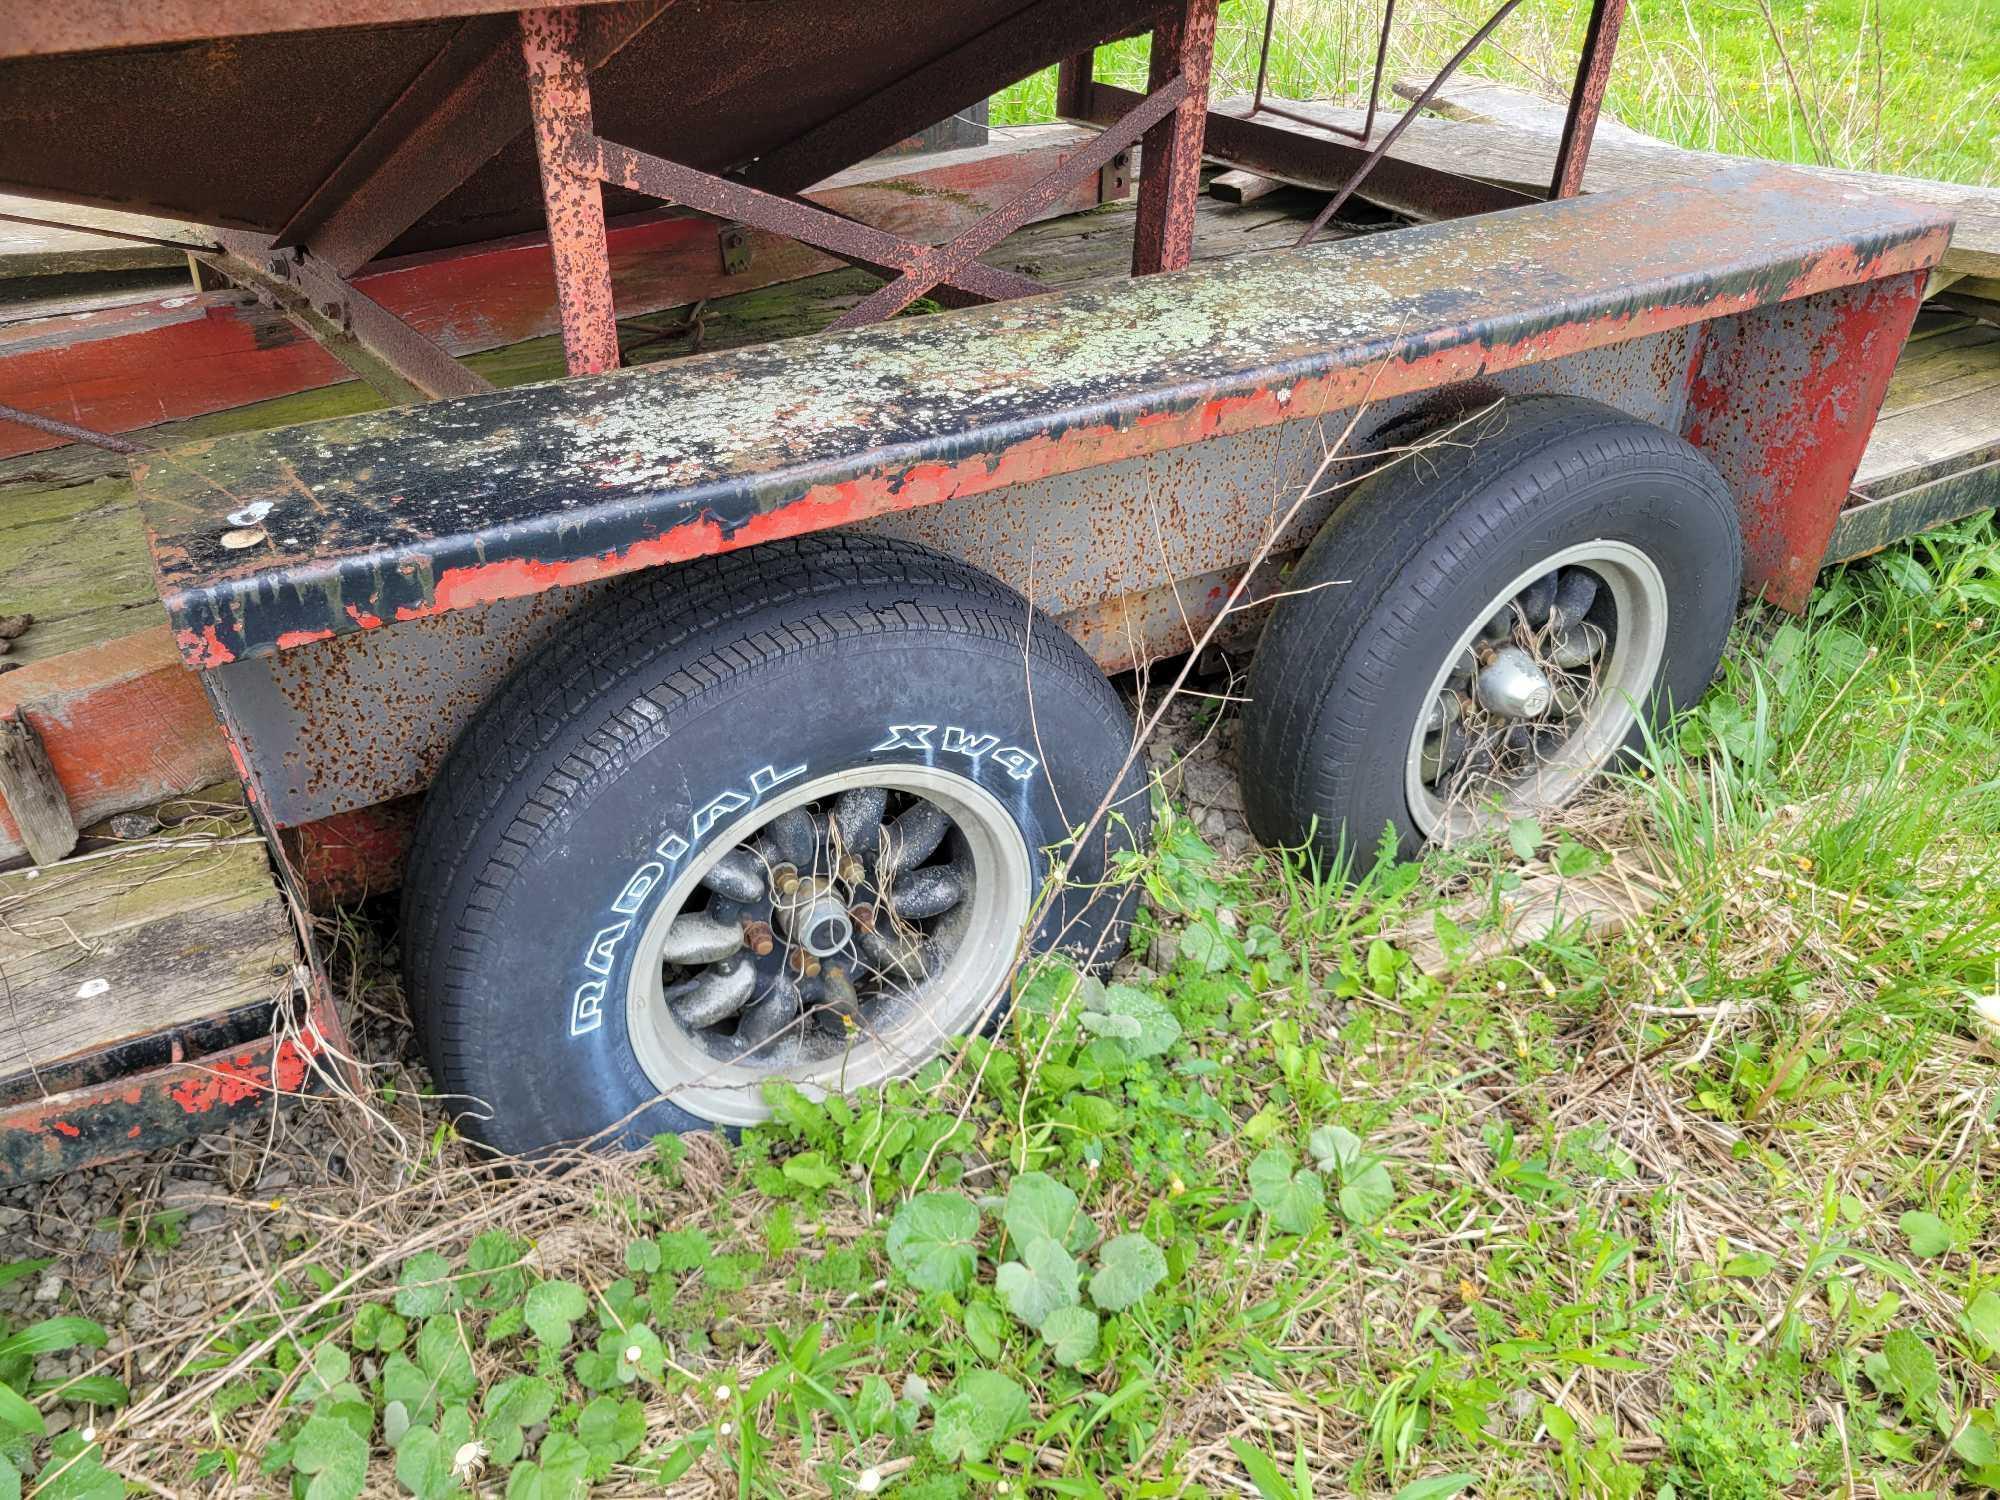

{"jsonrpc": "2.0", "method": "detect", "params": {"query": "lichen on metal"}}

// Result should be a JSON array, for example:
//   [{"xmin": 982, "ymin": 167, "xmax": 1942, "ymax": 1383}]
[{"xmin": 136, "ymin": 164, "xmax": 1949, "ymax": 670}]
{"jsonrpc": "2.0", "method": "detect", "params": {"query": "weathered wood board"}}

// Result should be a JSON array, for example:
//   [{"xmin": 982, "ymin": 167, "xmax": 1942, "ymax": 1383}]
[
  {"xmin": 1252, "ymin": 82, "xmax": 2000, "ymax": 279},
  {"xmin": 0, "ymin": 831, "xmax": 295, "ymax": 1083}
]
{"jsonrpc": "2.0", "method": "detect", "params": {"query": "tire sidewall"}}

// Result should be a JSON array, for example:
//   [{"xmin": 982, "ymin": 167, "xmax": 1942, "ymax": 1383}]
[
  {"xmin": 1294, "ymin": 421, "xmax": 1738, "ymax": 853},
  {"xmin": 446, "ymin": 628, "xmax": 1135, "ymax": 1152}
]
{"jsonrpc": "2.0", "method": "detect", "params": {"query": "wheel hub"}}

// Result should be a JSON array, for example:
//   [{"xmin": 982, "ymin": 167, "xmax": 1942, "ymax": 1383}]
[
  {"xmin": 624, "ymin": 766, "xmax": 1031, "ymax": 1126},
  {"xmin": 1405, "ymin": 540, "xmax": 1669, "ymax": 838}
]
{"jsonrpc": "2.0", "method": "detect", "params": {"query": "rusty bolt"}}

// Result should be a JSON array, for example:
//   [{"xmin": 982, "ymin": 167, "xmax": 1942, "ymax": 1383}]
[
  {"xmin": 772, "ymin": 862, "xmax": 800, "ymax": 898},
  {"xmin": 741, "ymin": 920, "xmax": 776, "ymax": 957},
  {"xmin": 848, "ymin": 903, "xmax": 877, "ymax": 934}
]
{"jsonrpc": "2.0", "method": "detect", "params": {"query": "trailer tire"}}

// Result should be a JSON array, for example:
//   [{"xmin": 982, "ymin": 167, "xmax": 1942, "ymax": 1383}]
[
  {"xmin": 401, "ymin": 536, "xmax": 1147, "ymax": 1156},
  {"xmin": 1241, "ymin": 395, "xmax": 1741, "ymax": 861}
]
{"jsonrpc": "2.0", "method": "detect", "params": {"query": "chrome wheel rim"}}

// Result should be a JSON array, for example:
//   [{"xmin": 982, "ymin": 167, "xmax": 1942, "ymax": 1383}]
[
  {"xmin": 1403, "ymin": 539, "xmax": 1669, "ymax": 841},
  {"xmin": 625, "ymin": 765, "xmax": 1032, "ymax": 1126}
]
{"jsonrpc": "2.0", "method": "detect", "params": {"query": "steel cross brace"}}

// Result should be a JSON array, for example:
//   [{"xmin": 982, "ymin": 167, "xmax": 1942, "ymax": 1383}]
[{"xmin": 525, "ymin": 7, "xmax": 1206, "ymax": 374}]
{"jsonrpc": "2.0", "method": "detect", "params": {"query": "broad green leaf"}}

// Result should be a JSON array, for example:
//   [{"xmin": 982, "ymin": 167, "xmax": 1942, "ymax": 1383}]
[
  {"xmin": 1508, "ymin": 816, "xmax": 1544, "ymax": 861},
  {"xmin": 1102, "ymin": 985, "xmax": 1182, "ymax": 1058},
  {"xmin": 655, "ymin": 1229, "xmax": 712, "ymax": 1273},
  {"xmin": 416, "ymin": 1316, "xmax": 477, "ymax": 1402},
  {"xmin": 0, "ymin": 1318, "xmax": 107, "ymax": 1362},
  {"xmin": 1883, "ymin": 1328, "xmax": 1939, "ymax": 1414},
  {"xmin": 624, "ymin": 1239, "xmax": 661, "ymax": 1275},
  {"xmin": 854, "ymin": 1375, "xmax": 896, "ymax": 1437},
  {"xmin": 523, "ymin": 1280, "xmax": 588, "ymax": 1348},
  {"xmin": 1308, "ymin": 1125, "xmax": 1363, "ymax": 1174},
  {"xmin": 1900, "ymin": 1210, "xmax": 1953, "ymax": 1258},
  {"xmin": 996, "ymin": 1237, "xmax": 1079, "ymax": 1330},
  {"xmin": 353, "ymin": 1302, "xmax": 407, "ymax": 1353},
  {"xmin": 1076, "ymin": 1010, "xmax": 1143, "ymax": 1041},
  {"xmin": 1249, "ymin": 1147, "xmax": 1325, "ymax": 1234},
  {"xmin": 885, "ymin": 1192, "xmax": 980, "ymax": 1296},
  {"xmin": 964, "ymin": 1302, "xmax": 1005, "ymax": 1362},
  {"xmin": 782, "ymin": 1151, "xmax": 841, "ymax": 1191},
  {"xmin": 395, "ymin": 1252, "xmax": 455, "ymax": 1318},
  {"xmin": 0, "ymin": 1382, "xmax": 42, "ymax": 1436},
  {"xmin": 1090, "ymin": 1233, "xmax": 1167, "ymax": 1312},
  {"xmin": 1338, "ymin": 1161, "xmax": 1396, "ymax": 1225},
  {"xmin": 35, "ymin": 1441, "xmax": 121, "ymax": 1500},
  {"xmin": 292, "ymin": 1412, "xmax": 369, "ymax": 1500},
  {"xmin": 392, "ymin": 1427, "xmax": 457, "ymax": 1500},
  {"xmin": 1963, "ymin": 1290, "xmax": 2000, "ymax": 1355},
  {"xmin": 1041, "ymin": 1304, "xmax": 1099, "ymax": 1367},
  {"xmin": 577, "ymin": 1395, "xmax": 646, "ymax": 1472},
  {"xmin": 929, "ymin": 1371, "xmax": 1028, "ymax": 1463},
  {"xmin": 293, "ymin": 1341, "xmax": 350, "ymax": 1404},
  {"xmin": 0, "ymin": 1454, "xmax": 18, "ymax": 1500},
  {"xmin": 594, "ymin": 1321, "xmax": 664, "ymax": 1384},
  {"xmin": 1002, "ymin": 1172, "xmax": 1094, "ymax": 1255}
]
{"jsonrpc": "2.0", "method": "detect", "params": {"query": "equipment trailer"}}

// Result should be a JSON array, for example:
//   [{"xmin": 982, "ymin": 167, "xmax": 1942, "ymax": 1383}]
[{"xmin": 0, "ymin": 0, "xmax": 1994, "ymax": 1173}]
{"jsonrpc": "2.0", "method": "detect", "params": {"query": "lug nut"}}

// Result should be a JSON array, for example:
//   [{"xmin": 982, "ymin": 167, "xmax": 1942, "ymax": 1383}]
[{"xmin": 740, "ymin": 920, "xmax": 776, "ymax": 957}]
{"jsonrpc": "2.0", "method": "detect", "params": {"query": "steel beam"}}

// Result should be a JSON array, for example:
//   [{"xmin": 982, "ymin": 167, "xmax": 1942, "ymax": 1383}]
[
  {"xmin": 282, "ymin": 2, "xmax": 669, "ymax": 276},
  {"xmin": 738, "ymin": 0, "xmax": 1151, "ymax": 197},
  {"xmin": 523, "ymin": 7, "xmax": 621, "ymax": 376},
  {"xmin": 1132, "ymin": 0, "xmax": 1219, "ymax": 276},
  {"xmin": 1064, "ymin": 81, "xmax": 1534, "ymax": 222},
  {"xmin": 196, "ymin": 233, "xmax": 492, "ymax": 402},
  {"xmin": 1550, "ymin": 0, "xmax": 1629, "ymax": 199},
  {"xmin": 580, "ymin": 139, "xmax": 1049, "ymax": 307}
]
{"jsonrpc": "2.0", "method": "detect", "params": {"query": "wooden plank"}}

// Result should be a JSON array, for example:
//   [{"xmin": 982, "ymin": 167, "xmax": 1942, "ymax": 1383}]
[
  {"xmin": 1243, "ymin": 92, "xmax": 2000, "ymax": 279},
  {"xmin": 1210, "ymin": 169, "xmax": 1285, "ymax": 204},
  {"xmin": 1389, "ymin": 75, "xmax": 1659, "ymax": 150},
  {"xmin": 1856, "ymin": 382, "xmax": 2000, "ymax": 490},
  {"xmin": 0, "ymin": 831, "xmax": 293, "ymax": 1082},
  {"xmin": 0, "ymin": 712, "xmax": 75, "ymax": 864},
  {"xmin": 1829, "ymin": 457, "xmax": 2000, "ymax": 562},
  {"xmin": 0, "ymin": 193, "xmax": 198, "ymax": 277},
  {"xmin": 1878, "ymin": 324, "xmax": 2000, "ymax": 416}
]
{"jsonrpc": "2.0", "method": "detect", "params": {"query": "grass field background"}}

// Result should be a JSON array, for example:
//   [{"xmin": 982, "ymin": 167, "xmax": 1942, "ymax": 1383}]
[
  {"xmin": 4, "ymin": 5, "xmax": 1998, "ymax": 1499},
  {"xmin": 992, "ymin": 0, "xmax": 2000, "ymax": 186}
]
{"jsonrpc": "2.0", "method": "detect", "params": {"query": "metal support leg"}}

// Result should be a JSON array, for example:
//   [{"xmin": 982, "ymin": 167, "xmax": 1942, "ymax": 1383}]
[
  {"xmin": 1550, "ymin": 0, "xmax": 1628, "ymax": 199},
  {"xmin": 1131, "ymin": 0, "xmax": 1218, "ymax": 276},
  {"xmin": 522, "ymin": 7, "xmax": 620, "ymax": 376}
]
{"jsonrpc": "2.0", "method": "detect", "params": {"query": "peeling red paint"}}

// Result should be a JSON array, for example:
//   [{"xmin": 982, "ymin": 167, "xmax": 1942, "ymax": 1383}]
[
  {"xmin": 276, "ymin": 628, "xmax": 336, "ymax": 649},
  {"xmin": 176, "ymin": 624, "xmax": 235, "ymax": 668},
  {"xmin": 344, "ymin": 605, "xmax": 383, "ymax": 630},
  {"xmin": 51, "ymin": 1120, "xmax": 78, "ymax": 1138}
]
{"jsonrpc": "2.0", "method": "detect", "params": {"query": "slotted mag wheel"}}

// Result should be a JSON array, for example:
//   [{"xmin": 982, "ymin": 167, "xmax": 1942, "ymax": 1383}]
[
  {"xmin": 1404, "ymin": 539, "xmax": 1668, "ymax": 838},
  {"xmin": 624, "ymin": 765, "xmax": 1032, "ymax": 1125}
]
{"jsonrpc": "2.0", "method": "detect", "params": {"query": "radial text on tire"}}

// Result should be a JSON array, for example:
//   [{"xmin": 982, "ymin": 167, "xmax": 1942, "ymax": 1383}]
[{"xmin": 401, "ymin": 536, "xmax": 1149, "ymax": 1156}]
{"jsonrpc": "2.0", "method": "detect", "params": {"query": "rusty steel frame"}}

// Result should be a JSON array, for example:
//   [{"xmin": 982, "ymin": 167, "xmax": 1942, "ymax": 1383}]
[
  {"xmin": 1248, "ymin": 0, "xmax": 1396, "ymax": 144},
  {"xmin": 196, "ymin": 232, "xmax": 495, "ymax": 401},
  {"xmin": 523, "ymin": 0, "xmax": 1219, "ymax": 371},
  {"xmin": 1131, "ymin": 0, "xmax": 1219, "ymax": 276},
  {"xmin": 1293, "ymin": 0, "xmax": 1523, "ymax": 247},
  {"xmin": 1550, "ymin": 0, "xmax": 1630, "ymax": 200}
]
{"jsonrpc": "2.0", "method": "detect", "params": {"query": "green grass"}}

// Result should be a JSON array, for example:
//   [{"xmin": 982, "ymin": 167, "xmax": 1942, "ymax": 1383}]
[
  {"xmin": 992, "ymin": 0, "xmax": 2000, "ymax": 185},
  {"xmin": 12, "ymin": 515, "xmax": 1997, "ymax": 1497}
]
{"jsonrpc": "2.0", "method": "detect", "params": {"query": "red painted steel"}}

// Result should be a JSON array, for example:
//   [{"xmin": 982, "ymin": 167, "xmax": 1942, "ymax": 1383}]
[
  {"xmin": 1131, "ymin": 0, "xmax": 1219, "ymax": 276},
  {"xmin": 522, "ymin": 6, "xmax": 621, "ymax": 376},
  {"xmin": 1682, "ymin": 267, "xmax": 1929, "ymax": 611},
  {"xmin": 0, "ymin": 983, "xmax": 347, "ymax": 1183},
  {"xmin": 1550, "ymin": 0, "xmax": 1629, "ymax": 199}
]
